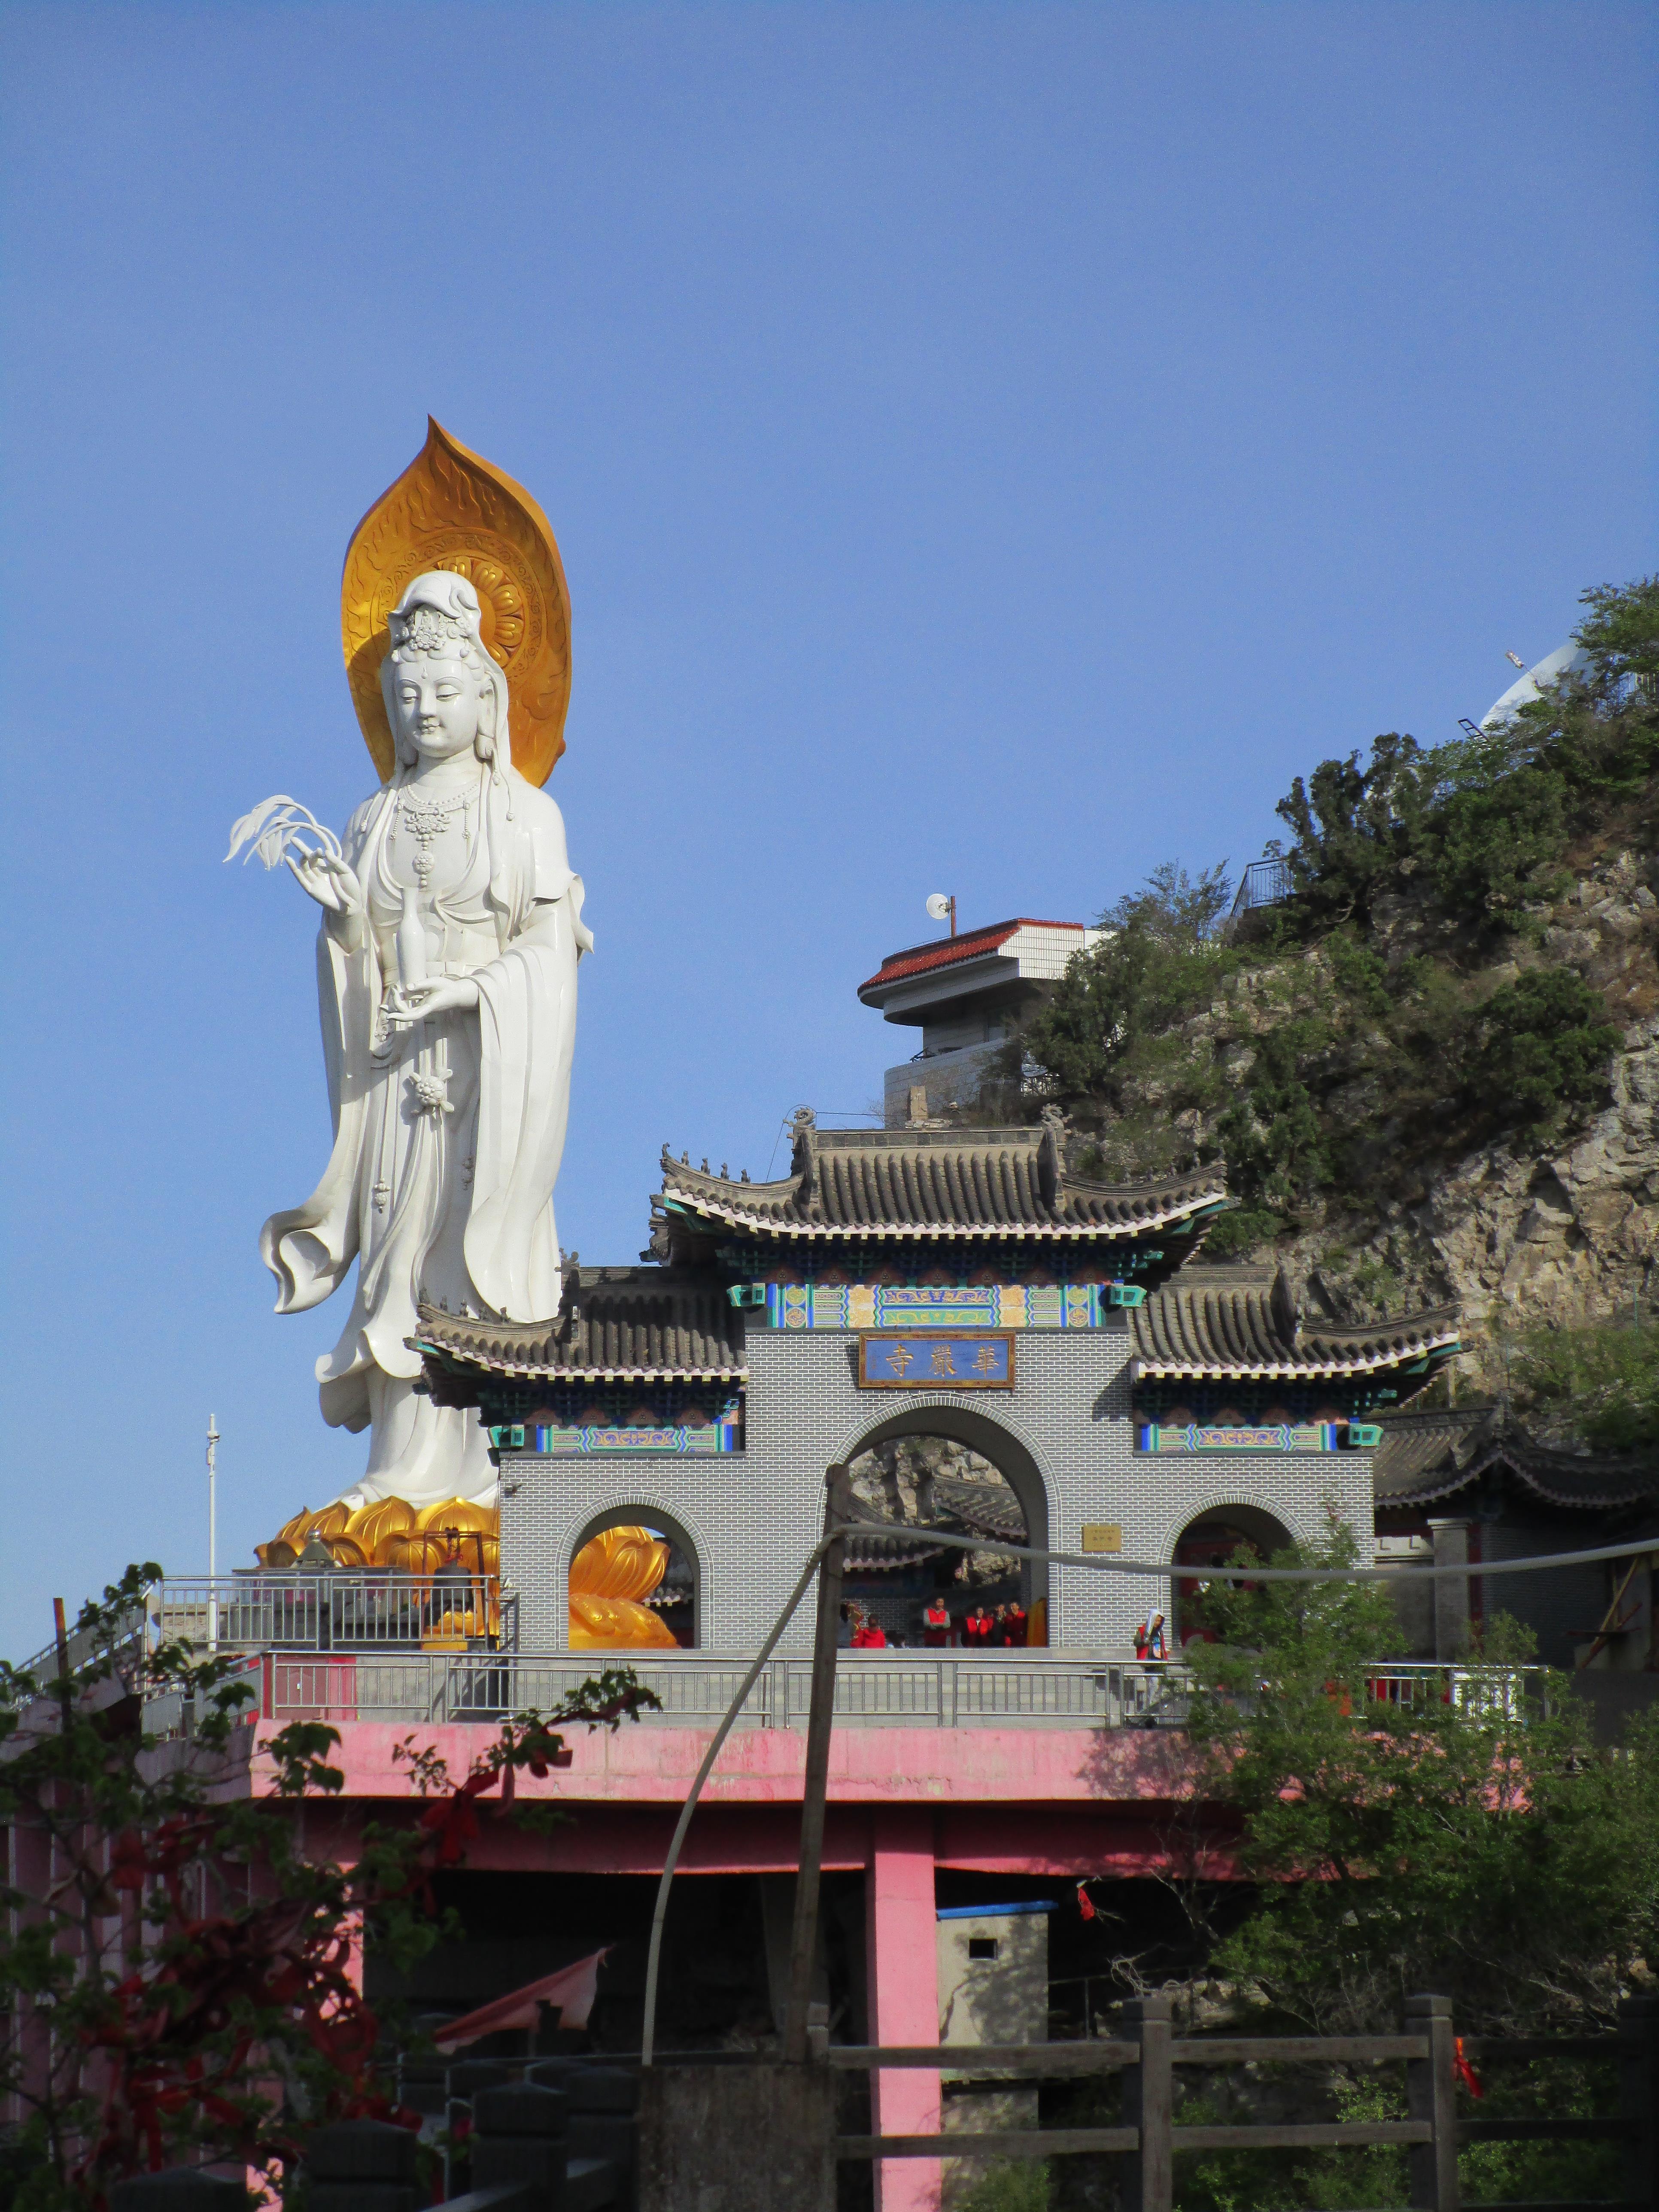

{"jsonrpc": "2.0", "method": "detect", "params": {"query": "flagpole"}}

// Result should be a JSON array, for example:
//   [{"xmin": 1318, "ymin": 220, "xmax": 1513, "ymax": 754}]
[{"xmin": 207, "ymin": 1415, "xmax": 220, "ymax": 1650}]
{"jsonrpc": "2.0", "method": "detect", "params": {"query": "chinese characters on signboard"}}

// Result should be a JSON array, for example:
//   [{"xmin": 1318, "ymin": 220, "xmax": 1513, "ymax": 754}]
[{"xmin": 857, "ymin": 1333, "xmax": 1015, "ymax": 1389}]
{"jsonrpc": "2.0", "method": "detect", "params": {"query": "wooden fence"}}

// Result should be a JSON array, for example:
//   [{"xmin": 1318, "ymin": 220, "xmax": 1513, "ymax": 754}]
[
  {"xmin": 827, "ymin": 1991, "xmax": 1659, "ymax": 2212},
  {"xmin": 107, "ymin": 1993, "xmax": 1657, "ymax": 2211}
]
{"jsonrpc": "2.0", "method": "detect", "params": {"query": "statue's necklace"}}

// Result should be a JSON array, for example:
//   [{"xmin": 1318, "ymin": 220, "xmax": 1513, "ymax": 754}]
[{"xmin": 396, "ymin": 784, "xmax": 471, "ymax": 888}]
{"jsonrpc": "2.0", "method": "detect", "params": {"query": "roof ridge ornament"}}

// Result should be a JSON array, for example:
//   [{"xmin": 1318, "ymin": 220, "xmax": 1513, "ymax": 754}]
[
  {"xmin": 1037, "ymin": 1101, "xmax": 1067, "ymax": 1211},
  {"xmin": 1270, "ymin": 1267, "xmax": 1302, "ymax": 1347}
]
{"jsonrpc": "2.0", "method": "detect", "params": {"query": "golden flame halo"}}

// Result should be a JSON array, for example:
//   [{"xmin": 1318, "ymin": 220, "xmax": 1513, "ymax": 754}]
[{"xmin": 341, "ymin": 419, "xmax": 572, "ymax": 787}]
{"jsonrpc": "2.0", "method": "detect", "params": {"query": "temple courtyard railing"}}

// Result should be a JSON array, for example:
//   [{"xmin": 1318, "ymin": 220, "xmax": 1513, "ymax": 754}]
[
  {"xmin": 1, "ymin": 1578, "xmax": 1542, "ymax": 1740},
  {"xmin": 134, "ymin": 1643, "xmax": 1547, "ymax": 1738}
]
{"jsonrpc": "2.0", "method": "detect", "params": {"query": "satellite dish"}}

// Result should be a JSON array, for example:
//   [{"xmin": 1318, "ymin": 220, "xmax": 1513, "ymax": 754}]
[{"xmin": 926, "ymin": 893, "xmax": 952, "ymax": 921}]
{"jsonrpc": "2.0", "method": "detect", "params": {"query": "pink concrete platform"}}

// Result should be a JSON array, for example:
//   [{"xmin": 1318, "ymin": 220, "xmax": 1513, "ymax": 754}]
[{"xmin": 266, "ymin": 1719, "xmax": 1194, "ymax": 1808}]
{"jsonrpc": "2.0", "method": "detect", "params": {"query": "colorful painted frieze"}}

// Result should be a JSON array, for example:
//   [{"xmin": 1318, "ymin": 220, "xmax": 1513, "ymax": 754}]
[
  {"xmin": 1137, "ymin": 1422, "xmax": 1345, "ymax": 1453},
  {"xmin": 764, "ymin": 1282, "xmax": 1109, "ymax": 1330},
  {"xmin": 492, "ymin": 1417, "xmax": 743, "ymax": 1455}
]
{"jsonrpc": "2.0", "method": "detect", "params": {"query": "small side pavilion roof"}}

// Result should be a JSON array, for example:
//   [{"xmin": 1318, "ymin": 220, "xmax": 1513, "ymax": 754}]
[
  {"xmin": 652, "ymin": 1112, "xmax": 1229, "ymax": 1247},
  {"xmin": 1130, "ymin": 1265, "xmax": 1461, "ymax": 1384},
  {"xmin": 413, "ymin": 1265, "xmax": 746, "ymax": 1384},
  {"xmin": 1373, "ymin": 1406, "xmax": 1659, "ymax": 1512}
]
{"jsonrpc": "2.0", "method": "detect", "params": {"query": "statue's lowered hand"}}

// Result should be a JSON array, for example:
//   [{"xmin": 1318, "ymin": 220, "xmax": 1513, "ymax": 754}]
[{"xmin": 399, "ymin": 976, "xmax": 480, "ymax": 1019}]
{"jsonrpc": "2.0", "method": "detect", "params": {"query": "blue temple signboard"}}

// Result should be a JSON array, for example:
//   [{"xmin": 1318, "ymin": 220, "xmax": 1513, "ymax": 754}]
[{"xmin": 857, "ymin": 1332, "xmax": 1015, "ymax": 1389}]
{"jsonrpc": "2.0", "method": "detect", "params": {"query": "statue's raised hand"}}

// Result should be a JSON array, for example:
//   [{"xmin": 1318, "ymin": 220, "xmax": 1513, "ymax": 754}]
[
  {"xmin": 288, "ymin": 850, "xmax": 364, "ymax": 915},
  {"xmin": 227, "ymin": 797, "xmax": 360, "ymax": 915}
]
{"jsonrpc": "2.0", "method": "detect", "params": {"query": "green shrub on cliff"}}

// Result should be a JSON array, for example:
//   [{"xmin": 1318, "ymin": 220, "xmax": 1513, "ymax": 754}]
[
  {"xmin": 1512, "ymin": 1316, "xmax": 1659, "ymax": 1450},
  {"xmin": 1466, "ymin": 968, "xmax": 1620, "ymax": 1131},
  {"xmin": 1269, "ymin": 576, "xmax": 1659, "ymax": 935}
]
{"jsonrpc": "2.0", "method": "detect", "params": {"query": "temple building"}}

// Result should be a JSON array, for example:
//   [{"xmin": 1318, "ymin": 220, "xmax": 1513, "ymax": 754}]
[
  {"xmin": 411, "ymin": 1108, "xmax": 1462, "ymax": 1657},
  {"xmin": 858, "ymin": 917, "xmax": 1101, "ymax": 1125}
]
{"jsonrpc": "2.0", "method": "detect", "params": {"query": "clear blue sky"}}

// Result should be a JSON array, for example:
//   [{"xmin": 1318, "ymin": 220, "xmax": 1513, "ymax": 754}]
[{"xmin": 2, "ymin": 1, "xmax": 1653, "ymax": 1655}]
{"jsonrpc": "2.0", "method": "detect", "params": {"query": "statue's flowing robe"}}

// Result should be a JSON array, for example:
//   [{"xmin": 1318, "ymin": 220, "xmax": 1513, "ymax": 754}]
[{"xmin": 261, "ymin": 766, "xmax": 588, "ymax": 1505}]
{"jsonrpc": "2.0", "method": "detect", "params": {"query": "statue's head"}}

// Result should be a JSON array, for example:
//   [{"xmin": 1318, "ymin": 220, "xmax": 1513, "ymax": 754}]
[{"xmin": 381, "ymin": 571, "xmax": 510, "ymax": 776}]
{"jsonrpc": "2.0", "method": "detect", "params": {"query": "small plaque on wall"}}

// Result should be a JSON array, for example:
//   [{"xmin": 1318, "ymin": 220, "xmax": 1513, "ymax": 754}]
[
  {"xmin": 857, "ymin": 1332, "xmax": 1015, "ymax": 1389},
  {"xmin": 1080, "ymin": 1524, "xmax": 1123, "ymax": 1553}
]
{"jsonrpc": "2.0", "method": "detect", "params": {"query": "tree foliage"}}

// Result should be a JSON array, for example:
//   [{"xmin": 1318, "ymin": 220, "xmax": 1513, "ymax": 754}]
[
  {"xmin": 1468, "ymin": 967, "xmax": 1620, "ymax": 1130},
  {"xmin": 0, "ymin": 1568, "xmax": 657, "ymax": 2211},
  {"xmin": 1269, "ymin": 576, "xmax": 1659, "ymax": 934},
  {"xmin": 1018, "ymin": 863, "xmax": 1235, "ymax": 1109},
  {"xmin": 1181, "ymin": 1521, "xmax": 1659, "ymax": 2037},
  {"xmin": 1511, "ymin": 1315, "xmax": 1659, "ymax": 1450}
]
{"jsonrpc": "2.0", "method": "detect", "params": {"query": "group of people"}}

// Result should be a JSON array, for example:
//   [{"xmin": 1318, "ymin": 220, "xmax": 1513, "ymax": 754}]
[
  {"xmin": 944, "ymin": 1600, "xmax": 1030, "ymax": 1649},
  {"xmin": 840, "ymin": 1598, "xmax": 1031, "ymax": 1649}
]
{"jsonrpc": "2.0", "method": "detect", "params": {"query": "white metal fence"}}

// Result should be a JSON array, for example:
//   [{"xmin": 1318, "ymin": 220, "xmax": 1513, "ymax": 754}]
[
  {"xmin": 152, "ymin": 1574, "xmax": 496, "ymax": 1650},
  {"xmin": 144, "ymin": 1650, "xmax": 1200, "ymax": 1732}
]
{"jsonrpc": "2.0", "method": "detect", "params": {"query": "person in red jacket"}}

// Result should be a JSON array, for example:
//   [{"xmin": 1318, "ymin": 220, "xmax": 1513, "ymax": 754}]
[
  {"xmin": 1003, "ymin": 1601, "xmax": 1028, "ymax": 1647},
  {"xmin": 964, "ymin": 1605, "xmax": 993, "ymax": 1650},
  {"xmin": 922, "ymin": 1599, "xmax": 952, "ymax": 1647}
]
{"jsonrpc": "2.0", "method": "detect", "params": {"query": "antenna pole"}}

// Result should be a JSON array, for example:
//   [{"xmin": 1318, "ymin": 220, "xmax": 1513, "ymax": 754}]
[
  {"xmin": 206, "ymin": 1416, "xmax": 220, "ymax": 1650},
  {"xmin": 949, "ymin": 895, "xmax": 957, "ymax": 939}
]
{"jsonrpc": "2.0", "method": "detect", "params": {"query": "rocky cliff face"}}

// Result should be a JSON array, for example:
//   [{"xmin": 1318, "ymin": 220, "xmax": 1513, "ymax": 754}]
[
  {"xmin": 847, "ymin": 1435, "xmax": 1023, "ymax": 1583},
  {"xmin": 1208, "ymin": 845, "xmax": 1659, "ymax": 1392}
]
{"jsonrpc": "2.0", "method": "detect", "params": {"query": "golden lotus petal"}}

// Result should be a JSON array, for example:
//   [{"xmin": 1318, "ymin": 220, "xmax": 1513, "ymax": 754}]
[
  {"xmin": 341, "ymin": 418, "xmax": 571, "ymax": 787},
  {"xmin": 568, "ymin": 1594, "xmax": 679, "ymax": 1650},
  {"xmin": 570, "ymin": 1525, "xmax": 668, "ymax": 1602},
  {"xmin": 414, "ymin": 1496, "xmax": 499, "ymax": 1537},
  {"xmin": 344, "ymin": 1495, "xmax": 416, "ymax": 1566}
]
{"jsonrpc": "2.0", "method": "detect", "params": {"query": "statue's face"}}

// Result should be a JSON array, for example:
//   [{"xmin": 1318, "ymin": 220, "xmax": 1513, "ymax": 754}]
[{"xmin": 390, "ymin": 654, "xmax": 486, "ymax": 761}]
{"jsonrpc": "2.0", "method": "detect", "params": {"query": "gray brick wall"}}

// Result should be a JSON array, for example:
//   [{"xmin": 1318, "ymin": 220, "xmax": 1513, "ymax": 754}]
[{"xmin": 500, "ymin": 1316, "xmax": 1373, "ymax": 1654}]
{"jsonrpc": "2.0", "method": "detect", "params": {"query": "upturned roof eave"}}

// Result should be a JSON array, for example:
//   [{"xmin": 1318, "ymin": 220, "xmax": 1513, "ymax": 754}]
[
  {"xmin": 413, "ymin": 1338, "xmax": 748, "ymax": 1384},
  {"xmin": 657, "ymin": 1187, "xmax": 1230, "ymax": 1241},
  {"xmin": 1130, "ymin": 1325, "xmax": 1463, "ymax": 1384}
]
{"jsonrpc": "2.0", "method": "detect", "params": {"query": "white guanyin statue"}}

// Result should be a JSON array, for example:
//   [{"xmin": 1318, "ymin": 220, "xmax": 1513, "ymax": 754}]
[{"xmin": 234, "ymin": 564, "xmax": 590, "ymax": 1507}]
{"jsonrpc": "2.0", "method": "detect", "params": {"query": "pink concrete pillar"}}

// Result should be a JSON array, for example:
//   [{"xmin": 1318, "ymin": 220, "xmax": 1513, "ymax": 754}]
[{"xmin": 865, "ymin": 1807, "xmax": 940, "ymax": 2212}]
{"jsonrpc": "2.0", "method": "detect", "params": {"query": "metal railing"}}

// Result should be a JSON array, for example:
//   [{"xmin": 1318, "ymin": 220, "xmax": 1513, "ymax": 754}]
[
  {"xmin": 128, "ymin": 1634, "xmax": 1550, "ymax": 1738},
  {"xmin": 1364, "ymin": 1662, "xmax": 1549, "ymax": 1718},
  {"xmin": 152, "ymin": 1574, "xmax": 497, "ymax": 1652},
  {"xmin": 1228, "ymin": 855, "xmax": 1294, "ymax": 920},
  {"xmin": 142, "ymin": 1650, "xmax": 1198, "ymax": 1732}
]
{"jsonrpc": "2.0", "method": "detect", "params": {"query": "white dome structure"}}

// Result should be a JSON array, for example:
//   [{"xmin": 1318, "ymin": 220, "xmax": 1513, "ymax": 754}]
[{"xmin": 1481, "ymin": 641, "xmax": 1593, "ymax": 728}]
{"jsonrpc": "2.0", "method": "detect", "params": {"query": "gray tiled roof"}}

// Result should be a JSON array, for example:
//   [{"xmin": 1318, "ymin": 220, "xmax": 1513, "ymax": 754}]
[
  {"xmin": 1130, "ymin": 1265, "xmax": 1461, "ymax": 1380},
  {"xmin": 844, "ymin": 1533, "xmax": 948, "ymax": 1571},
  {"xmin": 413, "ymin": 1266, "xmax": 746, "ymax": 1380},
  {"xmin": 654, "ymin": 1113, "xmax": 1228, "ymax": 1243},
  {"xmin": 1373, "ymin": 1406, "xmax": 1659, "ymax": 1510},
  {"xmin": 929, "ymin": 1476, "xmax": 1028, "ymax": 1542}
]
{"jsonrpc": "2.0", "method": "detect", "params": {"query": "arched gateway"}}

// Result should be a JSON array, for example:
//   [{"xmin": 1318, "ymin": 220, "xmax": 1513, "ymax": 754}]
[{"xmin": 415, "ymin": 1111, "xmax": 1461, "ymax": 1653}]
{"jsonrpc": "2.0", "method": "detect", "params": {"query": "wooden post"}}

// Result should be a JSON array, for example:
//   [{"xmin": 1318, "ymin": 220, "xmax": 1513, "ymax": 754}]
[
  {"xmin": 305, "ymin": 2118, "xmax": 420, "ymax": 2212},
  {"xmin": 1405, "ymin": 1993, "xmax": 1458, "ymax": 2211},
  {"xmin": 784, "ymin": 1463, "xmax": 852, "ymax": 2063},
  {"xmin": 470, "ymin": 2081, "xmax": 572, "ymax": 2212},
  {"xmin": 1619, "ymin": 1992, "xmax": 1659, "ymax": 2211},
  {"xmin": 1123, "ymin": 1992, "xmax": 1173, "ymax": 2212},
  {"xmin": 110, "ymin": 2176, "xmax": 245, "ymax": 2212}
]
